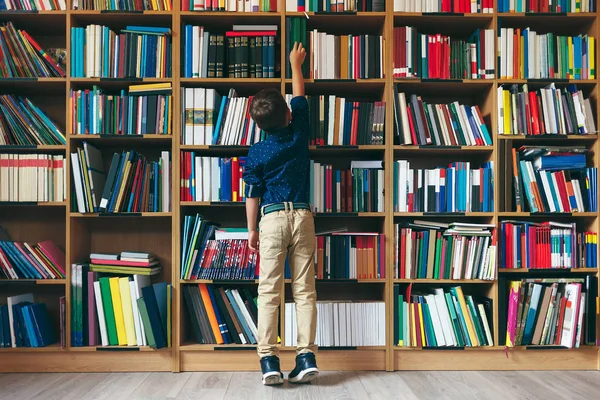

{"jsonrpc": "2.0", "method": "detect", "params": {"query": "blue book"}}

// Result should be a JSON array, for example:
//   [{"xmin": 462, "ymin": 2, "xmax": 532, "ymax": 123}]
[
  {"xmin": 184, "ymin": 26, "xmax": 192, "ymax": 78},
  {"xmin": 125, "ymin": 26, "xmax": 171, "ymax": 34},
  {"xmin": 574, "ymin": 36, "xmax": 582, "ymax": 80},
  {"xmin": 207, "ymin": 285, "xmax": 230, "ymax": 344},
  {"xmin": 212, "ymin": 95, "xmax": 228, "ymax": 144},
  {"xmin": 152, "ymin": 282, "xmax": 168, "ymax": 337},
  {"xmin": 141, "ymin": 286, "xmax": 167, "ymax": 348},
  {"xmin": 225, "ymin": 289, "xmax": 255, "ymax": 343},
  {"xmin": 522, "ymin": 284, "xmax": 542, "ymax": 345},
  {"xmin": 21, "ymin": 306, "xmax": 38, "ymax": 347},
  {"xmin": 107, "ymin": 152, "xmax": 128, "ymax": 212}
]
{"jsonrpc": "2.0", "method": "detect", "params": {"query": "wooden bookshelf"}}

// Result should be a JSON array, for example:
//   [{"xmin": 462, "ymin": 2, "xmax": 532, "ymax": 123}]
[{"xmin": 0, "ymin": 0, "xmax": 598, "ymax": 374}]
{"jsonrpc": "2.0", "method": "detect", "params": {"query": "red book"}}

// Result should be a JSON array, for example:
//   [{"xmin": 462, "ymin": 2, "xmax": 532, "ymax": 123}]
[
  {"xmin": 326, "ymin": 165, "xmax": 332, "ymax": 212},
  {"xmin": 379, "ymin": 234, "xmax": 385, "ymax": 279},
  {"xmin": 554, "ymin": 171, "xmax": 571, "ymax": 212},
  {"xmin": 350, "ymin": 102, "xmax": 359, "ymax": 146},
  {"xmin": 231, "ymin": 157, "xmax": 240, "ymax": 201},
  {"xmin": 269, "ymin": 0, "xmax": 277, "ymax": 11},
  {"xmin": 406, "ymin": 104, "xmax": 418, "ymax": 145},
  {"xmin": 182, "ymin": 0, "xmax": 190, "ymax": 9}
]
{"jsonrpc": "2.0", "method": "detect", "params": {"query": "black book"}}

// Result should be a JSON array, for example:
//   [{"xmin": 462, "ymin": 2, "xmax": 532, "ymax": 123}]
[
  {"xmin": 216, "ymin": 34, "xmax": 225, "ymax": 78},
  {"xmin": 182, "ymin": 286, "xmax": 204, "ymax": 344},
  {"xmin": 585, "ymin": 275, "xmax": 597, "ymax": 345},
  {"xmin": 255, "ymin": 36, "xmax": 263, "ymax": 78},
  {"xmin": 207, "ymin": 34, "xmax": 217, "ymax": 78},
  {"xmin": 227, "ymin": 36, "xmax": 235, "ymax": 78},
  {"xmin": 249, "ymin": 36, "xmax": 256, "ymax": 78},
  {"xmin": 146, "ymin": 95, "xmax": 158, "ymax": 134}
]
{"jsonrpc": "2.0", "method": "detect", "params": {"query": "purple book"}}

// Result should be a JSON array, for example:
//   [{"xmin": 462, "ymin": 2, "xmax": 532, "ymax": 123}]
[
  {"xmin": 88, "ymin": 271, "xmax": 99, "ymax": 346},
  {"xmin": 59, "ymin": 296, "xmax": 66, "ymax": 348}
]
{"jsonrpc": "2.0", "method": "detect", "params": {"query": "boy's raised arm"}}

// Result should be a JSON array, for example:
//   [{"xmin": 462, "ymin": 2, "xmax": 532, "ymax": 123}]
[{"xmin": 290, "ymin": 42, "xmax": 306, "ymax": 98}]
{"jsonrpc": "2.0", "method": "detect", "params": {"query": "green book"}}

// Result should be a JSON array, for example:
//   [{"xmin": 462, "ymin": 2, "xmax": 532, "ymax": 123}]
[
  {"xmin": 433, "ymin": 235, "xmax": 442, "ymax": 279},
  {"xmin": 422, "ymin": 301, "xmax": 437, "ymax": 347},
  {"xmin": 444, "ymin": 292, "xmax": 464, "ymax": 347},
  {"xmin": 466, "ymin": 295, "xmax": 486, "ymax": 346},
  {"xmin": 99, "ymin": 277, "xmax": 118, "ymax": 345},
  {"xmin": 444, "ymin": 236, "xmax": 453, "ymax": 280},
  {"xmin": 398, "ymin": 294, "xmax": 404, "ymax": 346},
  {"xmin": 137, "ymin": 297, "xmax": 156, "ymax": 348}
]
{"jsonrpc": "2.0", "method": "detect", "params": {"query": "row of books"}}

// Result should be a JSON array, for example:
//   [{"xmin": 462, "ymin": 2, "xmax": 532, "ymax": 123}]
[
  {"xmin": 393, "ymin": 89, "xmax": 492, "ymax": 147},
  {"xmin": 286, "ymin": 95, "xmax": 386, "ymax": 146},
  {"xmin": 182, "ymin": 88, "xmax": 264, "ymax": 146},
  {"xmin": 72, "ymin": 146, "xmax": 171, "ymax": 213},
  {"xmin": 499, "ymin": 30, "xmax": 595, "ymax": 80},
  {"xmin": 394, "ymin": 285, "xmax": 494, "ymax": 347},
  {"xmin": 0, "ymin": 0, "xmax": 66, "ymax": 10},
  {"xmin": 316, "ymin": 233, "xmax": 385, "ymax": 280},
  {"xmin": 504, "ymin": 278, "xmax": 597, "ymax": 348},
  {"xmin": 498, "ymin": 84, "xmax": 596, "ymax": 136},
  {"xmin": 0, "ymin": 154, "xmax": 66, "ymax": 202},
  {"xmin": 72, "ymin": 0, "xmax": 172, "ymax": 10},
  {"xmin": 0, "ymin": 239, "xmax": 65, "ymax": 280},
  {"xmin": 286, "ymin": 0, "xmax": 384, "ymax": 11},
  {"xmin": 89, "ymin": 251, "xmax": 162, "ymax": 276},
  {"xmin": 285, "ymin": 301, "xmax": 386, "ymax": 347},
  {"xmin": 393, "ymin": 160, "xmax": 494, "ymax": 213},
  {"xmin": 70, "ymin": 83, "xmax": 173, "ymax": 136},
  {"xmin": 193, "ymin": 231, "xmax": 258, "ymax": 281},
  {"xmin": 182, "ymin": 0, "xmax": 277, "ymax": 11},
  {"xmin": 181, "ymin": 214, "xmax": 217, "ymax": 280},
  {"xmin": 183, "ymin": 284, "xmax": 258, "ymax": 345},
  {"xmin": 310, "ymin": 161, "xmax": 385, "ymax": 213},
  {"xmin": 0, "ymin": 294, "xmax": 56, "ymax": 348},
  {"xmin": 183, "ymin": 26, "xmax": 276, "ymax": 79},
  {"xmin": 180, "ymin": 155, "xmax": 245, "ymax": 202},
  {"xmin": 393, "ymin": 27, "xmax": 495, "ymax": 80},
  {"xmin": 393, "ymin": 0, "xmax": 492, "ymax": 12},
  {"xmin": 394, "ymin": 222, "xmax": 496, "ymax": 280},
  {"xmin": 512, "ymin": 146, "xmax": 597, "ymax": 213},
  {"xmin": 0, "ymin": 95, "xmax": 66, "ymax": 146},
  {"xmin": 500, "ymin": 221, "xmax": 597, "ymax": 270},
  {"xmin": 71, "ymin": 264, "xmax": 171, "ymax": 348},
  {"xmin": 0, "ymin": 22, "xmax": 65, "ymax": 78},
  {"xmin": 498, "ymin": 0, "xmax": 595, "ymax": 12},
  {"xmin": 70, "ymin": 25, "xmax": 172, "ymax": 78}
]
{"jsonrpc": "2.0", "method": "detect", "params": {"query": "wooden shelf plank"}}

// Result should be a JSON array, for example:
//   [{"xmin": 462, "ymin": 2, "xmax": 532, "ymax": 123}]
[
  {"xmin": 499, "ymin": 268, "xmax": 598, "ymax": 274},
  {"xmin": 394, "ymin": 145, "xmax": 493, "ymax": 152},
  {"xmin": 69, "ymin": 212, "xmax": 172, "ymax": 218},
  {"xmin": 179, "ymin": 11, "xmax": 280, "ymax": 17},
  {"xmin": 498, "ymin": 212, "xmax": 598, "ymax": 217},
  {"xmin": 0, "ymin": 279, "xmax": 66, "ymax": 285},
  {"xmin": 0, "ymin": 202, "xmax": 66, "ymax": 206},
  {"xmin": 497, "ymin": 134, "xmax": 598, "ymax": 140},
  {"xmin": 0, "ymin": 343, "xmax": 64, "ymax": 352},
  {"xmin": 69, "ymin": 346, "xmax": 170, "ymax": 352},
  {"xmin": 393, "ymin": 212, "xmax": 494, "ymax": 217}
]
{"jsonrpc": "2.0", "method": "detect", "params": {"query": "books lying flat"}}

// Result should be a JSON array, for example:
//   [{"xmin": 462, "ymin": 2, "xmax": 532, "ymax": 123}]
[
  {"xmin": 89, "ymin": 265, "xmax": 162, "ymax": 276},
  {"xmin": 0, "ymin": 154, "xmax": 66, "ymax": 202},
  {"xmin": 0, "ymin": 239, "xmax": 66, "ymax": 280},
  {"xmin": 316, "ymin": 233, "xmax": 385, "ymax": 280},
  {"xmin": 180, "ymin": 154, "xmax": 246, "ymax": 202},
  {"xmin": 394, "ymin": 285, "xmax": 493, "ymax": 347},
  {"xmin": 498, "ymin": 0, "xmax": 594, "ymax": 12},
  {"xmin": 0, "ymin": 95, "xmax": 66, "ymax": 146},
  {"xmin": 285, "ymin": 301, "xmax": 386, "ymax": 347},
  {"xmin": 1, "ymin": 296, "xmax": 55, "ymax": 348},
  {"xmin": 182, "ymin": 0, "xmax": 277, "ymax": 11}
]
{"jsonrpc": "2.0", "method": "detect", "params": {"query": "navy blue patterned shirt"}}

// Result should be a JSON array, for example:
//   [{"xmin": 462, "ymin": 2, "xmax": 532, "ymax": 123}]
[{"xmin": 243, "ymin": 96, "xmax": 310, "ymax": 207}]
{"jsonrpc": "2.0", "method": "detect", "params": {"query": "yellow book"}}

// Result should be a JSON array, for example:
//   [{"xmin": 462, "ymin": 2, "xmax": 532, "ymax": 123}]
[
  {"xmin": 78, "ymin": 148, "xmax": 94, "ymax": 210},
  {"xmin": 119, "ymin": 277, "xmax": 137, "ymax": 346},
  {"xmin": 128, "ymin": 83, "xmax": 172, "ymax": 92},
  {"xmin": 453, "ymin": 287, "xmax": 479, "ymax": 347},
  {"xmin": 568, "ymin": 37, "xmax": 574, "ymax": 79},
  {"xmin": 417, "ymin": 303, "xmax": 426, "ymax": 346},
  {"xmin": 109, "ymin": 277, "xmax": 127, "ymax": 345},
  {"xmin": 503, "ymin": 89, "xmax": 511, "ymax": 135},
  {"xmin": 114, "ymin": 160, "xmax": 132, "ymax": 212},
  {"xmin": 589, "ymin": 37, "xmax": 595, "ymax": 79}
]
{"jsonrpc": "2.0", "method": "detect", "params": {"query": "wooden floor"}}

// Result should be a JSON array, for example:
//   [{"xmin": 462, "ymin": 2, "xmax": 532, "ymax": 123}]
[{"xmin": 0, "ymin": 371, "xmax": 598, "ymax": 399}]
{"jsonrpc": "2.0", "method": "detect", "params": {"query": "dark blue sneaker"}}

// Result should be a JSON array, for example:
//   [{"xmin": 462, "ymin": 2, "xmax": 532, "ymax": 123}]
[
  {"xmin": 260, "ymin": 355, "xmax": 284, "ymax": 386},
  {"xmin": 288, "ymin": 352, "xmax": 319, "ymax": 384}
]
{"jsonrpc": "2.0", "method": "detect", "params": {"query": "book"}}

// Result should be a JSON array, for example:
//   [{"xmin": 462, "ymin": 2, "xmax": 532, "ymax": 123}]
[
  {"xmin": 180, "ymin": 155, "xmax": 247, "ymax": 202},
  {"xmin": 0, "ymin": 0, "xmax": 67, "ymax": 10},
  {"xmin": 394, "ymin": 0, "xmax": 492, "ymax": 12},
  {"xmin": 181, "ymin": 0, "xmax": 277, "ymax": 11},
  {"xmin": 0, "ymin": 300, "xmax": 56, "ymax": 348},
  {"xmin": 287, "ymin": 0, "xmax": 384, "ymax": 11},
  {"xmin": 497, "ymin": 0, "xmax": 595, "ymax": 11},
  {"xmin": 0, "ymin": 154, "xmax": 66, "ymax": 203},
  {"xmin": 73, "ymin": 0, "xmax": 172, "ymax": 10}
]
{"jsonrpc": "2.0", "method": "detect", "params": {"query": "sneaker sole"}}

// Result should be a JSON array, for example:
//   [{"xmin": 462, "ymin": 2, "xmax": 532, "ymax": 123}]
[
  {"xmin": 288, "ymin": 368, "xmax": 319, "ymax": 384},
  {"xmin": 262, "ymin": 373, "xmax": 284, "ymax": 386}
]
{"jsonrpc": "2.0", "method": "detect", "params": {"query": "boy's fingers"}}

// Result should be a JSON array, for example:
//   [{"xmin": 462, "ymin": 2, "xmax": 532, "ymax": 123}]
[{"xmin": 293, "ymin": 42, "xmax": 298, "ymax": 51}]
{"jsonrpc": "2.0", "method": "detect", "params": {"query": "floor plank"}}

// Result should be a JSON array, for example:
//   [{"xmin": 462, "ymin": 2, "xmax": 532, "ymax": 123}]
[
  {"xmin": 174, "ymin": 372, "xmax": 232, "ymax": 400},
  {"xmin": 357, "ymin": 371, "xmax": 419, "ymax": 400},
  {"xmin": 222, "ymin": 372, "xmax": 275, "ymax": 400},
  {"xmin": 0, "ymin": 372, "xmax": 64, "ymax": 400},
  {"xmin": 27, "ymin": 373, "xmax": 111, "ymax": 400},
  {"xmin": 80, "ymin": 373, "xmax": 150, "ymax": 400},
  {"xmin": 129, "ymin": 372, "xmax": 192, "ymax": 400}
]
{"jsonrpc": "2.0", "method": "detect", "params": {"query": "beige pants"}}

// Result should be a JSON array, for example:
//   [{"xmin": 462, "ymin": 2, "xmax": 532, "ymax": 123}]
[{"xmin": 257, "ymin": 205, "xmax": 317, "ymax": 358}]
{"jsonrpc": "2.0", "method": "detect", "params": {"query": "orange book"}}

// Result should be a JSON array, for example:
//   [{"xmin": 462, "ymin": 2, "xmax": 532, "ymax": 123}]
[
  {"xmin": 333, "ymin": 97, "xmax": 341, "ymax": 145},
  {"xmin": 340, "ymin": 36, "xmax": 349, "ymax": 79},
  {"xmin": 198, "ymin": 283, "xmax": 224, "ymax": 344}
]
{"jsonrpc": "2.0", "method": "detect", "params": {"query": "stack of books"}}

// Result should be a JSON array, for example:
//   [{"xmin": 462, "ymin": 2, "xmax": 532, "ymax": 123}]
[
  {"xmin": 505, "ymin": 277, "xmax": 597, "ymax": 348},
  {"xmin": 500, "ymin": 221, "xmax": 597, "ymax": 269},
  {"xmin": 182, "ymin": 25, "xmax": 277, "ymax": 79},
  {"xmin": 498, "ymin": 84, "xmax": 596, "ymax": 136},
  {"xmin": 71, "ymin": 266, "xmax": 171, "ymax": 348},
  {"xmin": 183, "ymin": 284, "xmax": 259, "ymax": 345},
  {"xmin": 394, "ymin": 285, "xmax": 494, "ymax": 347},
  {"xmin": 1, "ymin": 293, "xmax": 56, "ymax": 348},
  {"xmin": 286, "ymin": 95, "xmax": 386, "ymax": 146},
  {"xmin": 394, "ymin": 221, "xmax": 496, "ymax": 280},
  {"xmin": 393, "ymin": 27, "xmax": 495, "ymax": 80},
  {"xmin": 89, "ymin": 251, "xmax": 161, "ymax": 276},
  {"xmin": 0, "ymin": 239, "xmax": 65, "ymax": 280},
  {"xmin": 1, "ymin": 0, "xmax": 66, "ymax": 10},
  {"xmin": 311, "ymin": 160, "xmax": 385, "ymax": 213},
  {"xmin": 70, "ymin": 83, "xmax": 173, "ymax": 136},
  {"xmin": 182, "ymin": 88, "xmax": 264, "ymax": 146},
  {"xmin": 70, "ymin": 25, "xmax": 172, "ymax": 78},
  {"xmin": 288, "ymin": 0, "xmax": 385, "ymax": 12},
  {"xmin": 0, "ymin": 95, "xmax": 66, "ymax": 146},
  {"xmin": 0, "ymin": 22, "xmax": 66, "ymax": 78},
  {"xmin": 72, "ymin": 0, "xmax": 171, "ymax": 10},
  {"xmin": 512, "ymin": 146, "xmax": 597, "ymax": 213},
  {"xmin": 71, "ymin": 145, "xmax": 171, "ymax": 213},
  {"xmin": 393, "ymin": 88, "xmax": 492, "ymax": 146},
  {"xmin": 393, "ymin": 160, "xmax": 495, "ymax": 213},
  {"xmin": 394, "ymin": 0, "xmax": 492, "ymax": 12},
  {"xmin": 180, "ymin": 155, "xmax": 246, "ymax": 203},
  {"xmin": 182, "ymin": 0, "xmax": 277, "ymax": 11},
  {"xmin": 316, "ymin": 232, "xmax": 385, "ymax": 280},
  {"xmin": 499, "ymin": 30, "xmax": 595, "ymax": 80},
  {"xmin": 285, "ymin": 301, "xmax": 386, "ymax": 346},
  {"xmin": 498, "ymin": 0, "xmax": 595, "ymax": 12},
  {"xmin": 0, "ymin": 154, "xmax": 66, "ymax": 202}
]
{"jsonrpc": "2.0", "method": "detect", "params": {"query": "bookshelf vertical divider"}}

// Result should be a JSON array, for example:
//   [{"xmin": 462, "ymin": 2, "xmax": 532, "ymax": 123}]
[{"xmin": 1, "ymin": 0, "xmax": 599, "ymax": 373}]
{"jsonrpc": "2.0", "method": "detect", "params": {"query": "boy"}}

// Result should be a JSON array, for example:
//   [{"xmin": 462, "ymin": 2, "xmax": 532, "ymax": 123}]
[{"xmin": 243, "ymin": 42, "xmax": 318, "ymax": 386}]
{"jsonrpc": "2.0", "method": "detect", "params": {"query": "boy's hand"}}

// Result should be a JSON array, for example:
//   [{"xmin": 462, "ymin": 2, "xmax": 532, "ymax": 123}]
[
  {"xmin": 290, "ymin": 42, "xmax": 306, "ymax": 68},
  {"xmin": 249, "ymin": 230, "xmax": 259, "ymax": 252}
]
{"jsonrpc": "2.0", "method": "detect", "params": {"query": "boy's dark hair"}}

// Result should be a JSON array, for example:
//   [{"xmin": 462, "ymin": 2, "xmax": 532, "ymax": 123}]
[{"xmin": 250, "ymin": 88, "xmax": 289, "ymax": 133}]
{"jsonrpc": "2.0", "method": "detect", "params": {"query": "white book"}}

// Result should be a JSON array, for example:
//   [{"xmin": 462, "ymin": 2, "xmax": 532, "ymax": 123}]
[
  {"xmin": 70, "ymin": 152, "xmax": 86, "ymax": 212},
  {"xmin": 327, "ymin": 95, "xmax": 335, "ymax": 145},
  {"xmin": 433, "ymin": 289, "xmax": 456, "ymax": 346},
  {"xmin": 211, "ymin": 157, "xmax": 220, "ymax": 201},
  {"xmin": 561, "ymin": 283, "xmax": 581, "ymax": 348},
  {"xmin": 194, "ymin": 156, "xmax": 202, "ymax": 201},
  {"xmin": 93, "ymin": 282, "xmax": 109, "ymax": 347},
  {"xmin": 7, "ymin": 293, "xmax": 34, "ymax": 347},
  {"xmin": 575, "ymin": 293, "xmax": 586, "ymax": 348},
  {"xmin": 192, "ymin": 26, "xmax": 200, "ymax": 77},
  {"xmin": 202, "ymin": 156, "xmax": 211, "ymax": 202},
  {"xmin": 398, "ymin": 92, "xmax": 412, "ymax": 144},
  {"xmin": 232, "ymin": 289, "xmax": 258, "ymax": 340},
  {"xmin": 377, "ymin": 170, "xmax": 384, "ymax": 212},
  {"xmin": 128, "ymin": 281, "xmax": 143, "ymax": 346},
  {"xmin": 425, "ymin": 294, "xmax": 446, "ymax": 346},
  {"xmin": 285, "ymin": 303, "xmax": 292, "ymax": 346},
  {"xmin": 133, "ymin": 275, "xmax": 151, "ymax": 345},
  {"xmin": 95, "ymin": 24, "xmax": 102, "ymax": 78},
  {"xmin": 193, "ymin": 88, "xmax": 206, "ymax": 145},
  {"xmin": 184, "ymin": 88, "xmax": 195, "ymax": 145}
]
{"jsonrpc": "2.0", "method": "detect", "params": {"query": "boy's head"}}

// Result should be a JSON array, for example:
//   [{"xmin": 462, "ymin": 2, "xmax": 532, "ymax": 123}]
[{"xmin": 250, "ymin": 88, "xmax": 291, "ymax": 133}]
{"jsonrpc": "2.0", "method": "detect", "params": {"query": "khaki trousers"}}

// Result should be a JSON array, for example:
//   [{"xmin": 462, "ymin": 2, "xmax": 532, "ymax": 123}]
[{"xmin": 257, "ymin": 205, "xmax": 317, "ymax": 358}]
